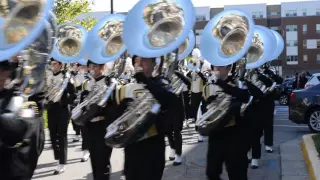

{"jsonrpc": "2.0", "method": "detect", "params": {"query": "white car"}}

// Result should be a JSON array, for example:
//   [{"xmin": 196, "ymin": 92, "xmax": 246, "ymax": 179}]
[{"xmin": 305, "ymin": 73, "xmax": 320, "ymax": 89}]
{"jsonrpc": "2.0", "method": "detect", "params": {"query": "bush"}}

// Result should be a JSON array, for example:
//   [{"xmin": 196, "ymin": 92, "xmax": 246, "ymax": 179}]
[{"xmin": 312, "ymin": 134, "xmax": 320, "ymax": 156}]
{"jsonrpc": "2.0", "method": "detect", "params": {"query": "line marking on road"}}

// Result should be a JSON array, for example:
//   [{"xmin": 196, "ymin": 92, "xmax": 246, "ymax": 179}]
[{"xmin": 274, "ymin": 125, "xmax": 308, "ymax": 128}]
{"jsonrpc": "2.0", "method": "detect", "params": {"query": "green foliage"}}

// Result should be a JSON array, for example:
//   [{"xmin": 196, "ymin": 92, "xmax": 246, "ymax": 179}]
[
  {"xmin": 312, "ymin": 134, "xmax": 320, "ymax": 156},
  {"xmin": 53, "ymin": 0, "xmax": 97, "ymax": 30}
]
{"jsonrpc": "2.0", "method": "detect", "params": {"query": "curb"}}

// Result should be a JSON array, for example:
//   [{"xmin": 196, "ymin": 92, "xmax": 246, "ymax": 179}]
[{"xmin": 302, "ymin": 134, "xmax": 319, "ymax": 180}]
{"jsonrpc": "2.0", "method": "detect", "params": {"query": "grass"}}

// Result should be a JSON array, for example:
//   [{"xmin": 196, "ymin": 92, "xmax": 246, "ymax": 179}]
[{"xmin": 312, "ymin": 134, "xmax": 320, "ymax": 156}]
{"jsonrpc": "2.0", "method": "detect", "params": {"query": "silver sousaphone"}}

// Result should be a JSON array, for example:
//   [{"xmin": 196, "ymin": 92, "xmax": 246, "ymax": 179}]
[
  {"xmin": 71, "ymin": 14, "xmax": 128, "ymax": 125},
  {"xmin": 0, "ymin": 1, "xmax": 56, "ymax": 120},
  {"xmin": 0, "ymin": 0, "xmax": 54, "ymax": 61},
  {"xmin": 196, "ymin": 9, "xmax": 256, "ymax": 136},
  {"xmin": 239, "ymin": 25, "xmax": 281, "ymax": 114},
  {"xmin": 105, "ymin": 0, "xmax": 196, "ymax": 148}
]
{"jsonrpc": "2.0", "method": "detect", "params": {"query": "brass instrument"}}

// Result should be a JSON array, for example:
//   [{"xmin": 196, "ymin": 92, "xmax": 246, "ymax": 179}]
[
  {"xmin": 105, "ymin": 0, "xmax": 196, "ymax": 148},
  {"xmin": 197, "ymin": 10, "xmax": 284, "ymax": 135},
  {"xmin": 0, "ymin": 0, "xmax": 55, "ymax": 120},
  {"xmin": 196, "ymin": 9, "xmax": 255, "ymax": 136}
]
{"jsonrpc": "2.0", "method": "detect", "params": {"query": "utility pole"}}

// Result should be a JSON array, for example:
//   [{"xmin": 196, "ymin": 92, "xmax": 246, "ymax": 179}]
[{"xmin": 110, "ymin": 0, "xmax": 114, "ymax": 14}]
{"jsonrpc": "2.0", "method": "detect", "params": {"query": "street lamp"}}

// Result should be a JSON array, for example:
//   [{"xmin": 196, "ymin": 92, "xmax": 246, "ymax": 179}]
[{"xmin": 110, "ymin": 0, "xmax": 114, "ymax": 14}]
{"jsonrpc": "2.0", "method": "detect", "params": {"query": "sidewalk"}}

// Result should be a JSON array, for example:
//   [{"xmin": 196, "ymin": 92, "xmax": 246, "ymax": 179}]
[{"xmin": 34, "ymin": 125, "xmax": 309, "ymax": 180}]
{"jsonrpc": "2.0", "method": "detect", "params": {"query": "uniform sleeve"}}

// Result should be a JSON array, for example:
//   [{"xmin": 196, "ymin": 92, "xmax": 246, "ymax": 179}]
[
  {"xmin": 0, "ymin": 116, "xmax": 28, "ymax": 147},
  {"xmin": 197, "ymin": 71, "xmax": 207, "ymax": 83},
  {"xmin": 135, "ymin": 72, "xmax": 179, "ymax": 110},
  {"xmin": 215, "ymin": 79, "xmax": 250, "ymax": 103},
  {"xmin": 67, "ymin": 82, "xmax": 76, "ymax": 104},
  {"xmin": 245, "ymin": 80, "xmax": 264, "ymax": 98},
  {"xmin": 174, "ymin": 71, "xmax": 191, "ymax": 87},
  {"xmin": 257, "ymin": 74, "xmax": 273, "ymax": 87}
]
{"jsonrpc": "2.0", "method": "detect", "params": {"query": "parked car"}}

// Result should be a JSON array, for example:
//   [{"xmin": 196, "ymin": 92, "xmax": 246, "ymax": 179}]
[
  {"xmin": 275, "ymin": 78, "xmax": 295, "ymax": 105},
  {"xmin": 305, "ymin": 73, "xmax": 320, "ymax": 89},
  {"xmin": 289, "ymin": 83, "xmax": 320, "ymax": 132}
]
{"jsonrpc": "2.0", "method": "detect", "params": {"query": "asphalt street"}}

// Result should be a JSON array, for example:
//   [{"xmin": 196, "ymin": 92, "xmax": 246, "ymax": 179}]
[{"xmin": 32, "ymin": 104, "xmax": 311, "ymax": 180}]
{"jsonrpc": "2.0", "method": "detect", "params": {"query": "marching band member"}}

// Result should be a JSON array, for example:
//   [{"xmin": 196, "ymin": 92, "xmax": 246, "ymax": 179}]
[
  {"xmin": 260, "ymin": 66, "xmax": 283, "ymax": 153},
  {"xmin": 76, "ymin": 60, "xmax": 113, "ymax": 180},
  {"xmin": 0, "ymin": 60, "xmax": 45, "ymax": 179},
  {"xmin": 205, "ymin": 64, "xmax": 250, "ymax": 180},
  {"xmin": 243, "ymin": 70, "xmax": 272, "ymax": 169},
  {"xmin": 46, "ymin": 58, "xmax": 76, "ymax": 175},
  {"xmin": 116, "ymin": 55, "xmax": 179, "ymax": 180},
  {"xmin": 70, "ymin": 62, "xmax": 82, "ymax": 142},
  {"xmin": 165, "ymin": 64, "xmax": 191, "ymax": 166},
  {"xmin": 189, "ymin": 49, "xmax": 205, "ymax": 124}
]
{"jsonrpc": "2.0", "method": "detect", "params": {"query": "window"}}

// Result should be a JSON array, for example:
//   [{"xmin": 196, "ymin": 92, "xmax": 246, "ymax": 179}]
[
  {"xmin": 252, "ymin": 12, "xmax": 263, "ymax": 19},
  {"xmin": 196, "ymin": 15, "xmax": 206, "ymax": 21},
  {"xmin": 270, "ymin": 26, "xmax": 280, "ymax": 30},
  {"xmin": 286, "ymin": 40, "xmax": 298, "ymax": 47},
  {"xmin": 268, "ymin": 11, "xmax": 280, "ymax": 16},
  {"xmin": 317, "ymin": 24, "xmax": 320, "ymax": 33},
  {"xmin": 303, "ymin": 54, "xmax": 308, "ymax": 63},
  {"xmin": 195, "ymin": 29, "xmax": 203, "ymax": 36},
  {"xmin": 286, "ymin": 25, "xmax": 298, "ymax": 32},
  {"xmin": 285, "ymin": 10, "xmax": 297, "ymax": 17},
  {"xmin": 317, "ymin": 54, "xmax": 320, "ymax": 64},
  {"xmin": 286, "ymin": 56, "xmax": 298, "ymax": 62},
  {"xmin": 302, "ymin": 9, "xmax": 307, "ymax": 16},
  {"xmin": 303, "ymin": 40, "xmax": 307, "ymax": 49},
  {"xmin": 303, "ymin": 24, "xmax": 307, "ymax": 34},
  {"xmin": 317, "ymin": 8, "xmax": 320, "ymax": 16}
]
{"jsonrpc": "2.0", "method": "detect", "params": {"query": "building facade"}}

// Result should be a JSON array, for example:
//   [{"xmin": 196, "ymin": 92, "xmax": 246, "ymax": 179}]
[
  {"xmin": 80, "ymin": 1, "xmax": 320, "ymax": 76},
  {"xmin": 193, "ymin": 1, "xmax": 320, "ymax": 76}
]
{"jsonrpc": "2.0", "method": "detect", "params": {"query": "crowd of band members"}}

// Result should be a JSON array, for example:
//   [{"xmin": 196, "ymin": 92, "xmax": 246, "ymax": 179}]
[{"xmin": 0, "ymin": 49, "xmax": 282, "ymax": 180}]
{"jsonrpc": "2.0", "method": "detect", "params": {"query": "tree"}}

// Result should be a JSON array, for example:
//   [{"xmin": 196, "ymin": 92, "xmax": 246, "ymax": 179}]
[{"xmin": 53, "ymin": 0, "xmax": 97, "ymax": 30}]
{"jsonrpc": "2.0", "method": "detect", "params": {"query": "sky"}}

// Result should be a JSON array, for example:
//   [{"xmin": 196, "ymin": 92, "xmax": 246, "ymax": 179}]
[{"xmin": 90, "ymin": 0, "xmax": 319, "ymax": 12}]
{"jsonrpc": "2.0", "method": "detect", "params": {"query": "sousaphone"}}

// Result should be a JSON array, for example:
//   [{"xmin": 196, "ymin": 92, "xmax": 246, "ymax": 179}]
[
  {"xmin": 196, "ymin": 9, "xmax": 256, "ymax": 136},
  {"xmin": 105, "ymin": 0, "xmax": 196, "ymax": 148}
]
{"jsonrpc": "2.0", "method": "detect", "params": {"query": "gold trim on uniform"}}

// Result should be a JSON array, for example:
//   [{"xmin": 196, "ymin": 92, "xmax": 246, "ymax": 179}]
[{"xmin": 116, "ymin": 83, "xmax": 159, "ymax": 141}]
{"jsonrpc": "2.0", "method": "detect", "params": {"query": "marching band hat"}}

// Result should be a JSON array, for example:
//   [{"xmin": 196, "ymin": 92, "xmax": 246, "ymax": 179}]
[
  {"xmin": 50, "ymin": 57, "xmax": 62, "ymax": 64},
  {"xmin": 87, "ymin": 59, "xmax": 104, "ymax": 66},
  {"xmin": 131, "ymin": 55, "xmax": 156, "ymax": 66}
]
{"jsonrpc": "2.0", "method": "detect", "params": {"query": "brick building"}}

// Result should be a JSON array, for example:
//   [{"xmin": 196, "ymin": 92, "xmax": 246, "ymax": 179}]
[{"xmin": 194, "ymin": 1, "xmax": 320, "ymax": 76}]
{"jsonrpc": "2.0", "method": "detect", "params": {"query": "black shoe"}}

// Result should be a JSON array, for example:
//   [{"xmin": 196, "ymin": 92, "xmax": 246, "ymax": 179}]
[
  {"xmin": 248, "ymin": 159, "xmax": 251, "ymax": 163},
  {"xmin": 81, "ymin": 157, "xmax": 89, "ymax": 162},
  {"xmin": 169, "ymin": 157, "xmax": 175, "ymax": 161},
  {"xmin": 198, "ymin": 140, "xmax": 204, "ymax": 143},
  {"xmin": 173, "ymin": 161, "xmax": 182, "ymax": 166},
  {"xmin": 251, "ymin": 165, "xmax": 258, "ymax": 169},
  {"xmin": 53, "ymin": 168, "xmax": 65, "ymax": 175}
]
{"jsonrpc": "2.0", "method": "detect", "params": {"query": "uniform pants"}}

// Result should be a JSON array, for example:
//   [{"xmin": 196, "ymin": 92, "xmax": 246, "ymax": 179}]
[
  {"xmin": 206, "ymin": 126, "xmax": 248, "ymax": 180},
  {"xmin": 80, "ymin": 125, "xmax": 89, "ymax": 150},
  {"xmin": 72, "ymin": 120, "xmax": 81, "ymax": 136},
  {"xmin": 167, "ymin": 130, "xmax": 182, "ymax": 155},
  {"xmin": 87, "ymin": 120, "xmax": 112, "ymax": 180},
  {"xmin": 263, "ymin": 101, "xmax": 275, "ymax": 147},
  {"xmin": 124, "ymin": 135, "xmax": 165, "ymax": 180},
  {"xmin": 47, "ymin": 107, "xmax": 69, "ymax": 164},
  {"xmin": 190, "ymin": 92, "xmax": 202, "ymax": 120},
  {"xmin": 182, "ymin": 91, "xmax": 190, "ymax": 120}
]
